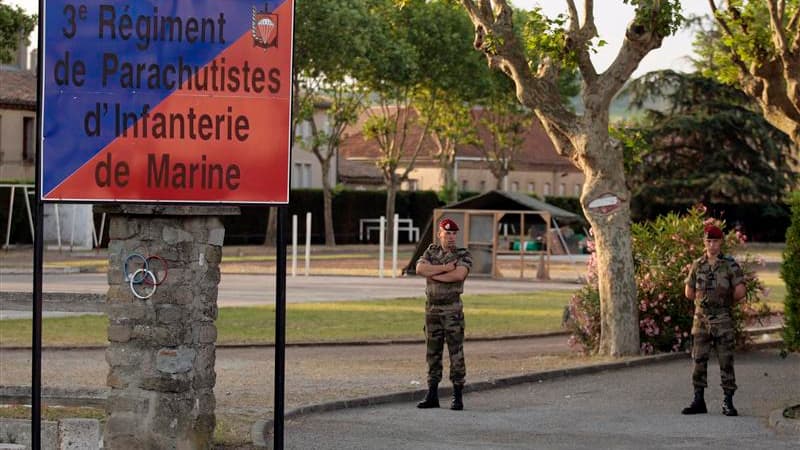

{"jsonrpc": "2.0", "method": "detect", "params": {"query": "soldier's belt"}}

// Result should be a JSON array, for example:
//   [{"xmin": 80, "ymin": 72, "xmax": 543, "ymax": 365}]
[{"xmin": 427, "ymin": 295, "xmax": 461, "ymax": 305}]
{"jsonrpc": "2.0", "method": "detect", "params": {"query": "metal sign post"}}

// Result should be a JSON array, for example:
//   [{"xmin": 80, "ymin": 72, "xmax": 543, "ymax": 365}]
[
  {"xmin": 32, "ymin": 1, "xmax": 45, "ymax": 445},
  {"xmin": 274, "ymin": 206, "xmax": 288, "ymax": 448},
  {"xmin": 31, "ymin": 183, "xmax": 44, "ymax": 450}
]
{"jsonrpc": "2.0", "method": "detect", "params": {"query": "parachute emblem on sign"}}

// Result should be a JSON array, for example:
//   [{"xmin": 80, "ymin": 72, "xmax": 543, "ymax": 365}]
[{"xmin": 252, "ymin": 5, "xmax": 279, "ymax": 50}]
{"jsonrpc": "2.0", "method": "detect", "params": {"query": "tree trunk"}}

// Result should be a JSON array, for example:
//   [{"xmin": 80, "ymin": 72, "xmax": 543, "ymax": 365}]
[
  {"xmin": 321, "ymin": 162, "xmax": 336, "ymax": 246},
  {"xmin": 384, "ymin": 180, "xmax": 398, "ymax": 246},
  {"xmin": 264, "ymin": 208, "xmax": 277, "ymax": 247},
  {"xmin": 441, "ymin": 153, "xmax": 457, "ymax": 203},
  {"xmin": 578, "ymin": 137, "xmax": 639, "ymax": 356}
]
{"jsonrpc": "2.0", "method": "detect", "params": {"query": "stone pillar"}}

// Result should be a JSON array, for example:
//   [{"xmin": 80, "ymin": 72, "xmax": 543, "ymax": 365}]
[{"xmin": 95, "ymin": 205, "xmax": 239, "ymax": 450}]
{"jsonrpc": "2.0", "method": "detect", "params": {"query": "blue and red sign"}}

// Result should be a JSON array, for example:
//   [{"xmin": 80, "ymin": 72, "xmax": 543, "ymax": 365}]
[{"xmin": 40, "ymin": 1, "xmax": 294, "ymax": 203}]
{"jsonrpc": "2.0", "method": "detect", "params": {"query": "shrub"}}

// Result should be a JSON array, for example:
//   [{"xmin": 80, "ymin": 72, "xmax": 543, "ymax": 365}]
[
  {"xmin": 781, "ymin": 191, "xmax": 800, "ymax": 352},
  {"xmin": 565, "ymin": 206, "xmax": 771, "ymax": 354}
]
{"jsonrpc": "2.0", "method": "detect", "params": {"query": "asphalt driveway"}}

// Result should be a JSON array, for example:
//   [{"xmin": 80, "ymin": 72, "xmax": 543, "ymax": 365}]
[{"xmin": 280, "ymin": 349, "xmax": 800, "ymax": 450}]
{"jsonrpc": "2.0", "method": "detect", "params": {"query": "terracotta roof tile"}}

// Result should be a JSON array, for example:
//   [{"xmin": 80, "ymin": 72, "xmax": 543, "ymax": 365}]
[{"xmin": 0, "ymin": 67, "xmax": 36, "ymax": 110}]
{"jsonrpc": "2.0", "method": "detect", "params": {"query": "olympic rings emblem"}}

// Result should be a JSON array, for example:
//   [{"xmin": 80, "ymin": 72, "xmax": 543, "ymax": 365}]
[{"xmin": 123, "ymin": 254, "xmax": 168, "ymax": 299}]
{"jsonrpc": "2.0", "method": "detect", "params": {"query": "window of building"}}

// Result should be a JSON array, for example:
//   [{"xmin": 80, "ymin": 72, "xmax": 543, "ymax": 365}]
[
  {"xmin": 405, "ymin": 179, "xmax": 418, "ymax": 191},
  {"xmin": 461, "ymin": 179, "xmax": 469, "ymax": 191},
  {"xmin": 479, "ymin": 180, "xmax": 486, "ymax": 192},
  {"xmin": 574, "ymin": 184, "xmax": 582, "ymax": 197},
  {"xmin": 543, "ymin": 182, "xmax": 551, "ymax": 196},
  {"xmin": 23, "ymin": 116, "xmax": 35, "ymax": 163},
  {"xmin": 559, "ymin": 183, "xmax": 566, "ymax": 196},
  {"xmin": 511, "ymin": 181, "xmax": 519, "ymax": 192},
  {"xmin": 527, "ymin": 182, "xmax": 535, "ymax": 193}
]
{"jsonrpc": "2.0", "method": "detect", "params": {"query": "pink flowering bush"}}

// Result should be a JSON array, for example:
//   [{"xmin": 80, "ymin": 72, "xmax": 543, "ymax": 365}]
[{"xmin": 565, "ymin": 206, "xmax": 771, "ymax": 354}]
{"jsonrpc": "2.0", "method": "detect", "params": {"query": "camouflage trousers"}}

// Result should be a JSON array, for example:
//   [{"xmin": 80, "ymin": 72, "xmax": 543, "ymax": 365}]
[
  {"xmin": 424, "ymin": 300, "xmax": 465, "ymax": 387},
  {"xmin": 691, "ymin": 318, "xmax": 737, "ymax": 392}
]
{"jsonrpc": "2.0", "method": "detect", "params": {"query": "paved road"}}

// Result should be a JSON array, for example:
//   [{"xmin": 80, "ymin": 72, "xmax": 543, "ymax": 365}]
[
  {"xmin": 282, "ymin": 349, "xmax": 800, "ymax": 450},
  {"xmin": 0, "ymin": 272, "xmax": 579, "ymax": 305}
]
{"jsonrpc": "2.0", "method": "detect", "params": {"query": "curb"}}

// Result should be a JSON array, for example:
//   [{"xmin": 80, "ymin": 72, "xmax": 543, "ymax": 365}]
[{"xmin": 0, "ymin": 386, "xmax": 107, "ymax": 408}]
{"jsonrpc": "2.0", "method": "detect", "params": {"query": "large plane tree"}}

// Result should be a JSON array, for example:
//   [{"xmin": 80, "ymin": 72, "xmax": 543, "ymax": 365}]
[{"xmin": 459, "ymin": 0, "xmax": 683, "ymax": 355}]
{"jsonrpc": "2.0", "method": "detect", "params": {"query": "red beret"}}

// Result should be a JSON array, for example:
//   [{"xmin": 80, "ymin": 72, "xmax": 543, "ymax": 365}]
[
  {"xmin": 704, "ymin": 224, "xmax": 723, "ymax": 239},
  {"xmin": 439, "ymin": 218, "xmax": 459, "ymax": 231}
]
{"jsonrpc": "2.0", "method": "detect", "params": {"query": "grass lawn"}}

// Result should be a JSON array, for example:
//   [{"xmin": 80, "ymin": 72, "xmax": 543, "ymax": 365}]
[
  {"xmin": 758, "ymin": 270, "xmax": 787, "ymax": 312},
  {"xmin": 0, "ymin": 292, "xmax": 572, "ymax": 347}
]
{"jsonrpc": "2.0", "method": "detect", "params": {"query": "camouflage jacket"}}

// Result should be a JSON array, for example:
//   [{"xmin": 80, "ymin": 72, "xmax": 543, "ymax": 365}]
[
  {"xmin": 685, "ymin": 253, "xmax": 745, "ymax": 315},
  {"xmin": 418, "ymin": 244, "xmax": 473, "ymax": 302}
]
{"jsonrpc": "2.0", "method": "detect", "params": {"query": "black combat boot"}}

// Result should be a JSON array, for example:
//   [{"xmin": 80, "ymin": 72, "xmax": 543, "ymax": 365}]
[
  {"xmin": 681, "ymin": 387, "xmax": 707, "ymax": 415},
  {"xmin": 450, "ymin": 385, "xmax": 464, "ymax": 411},
  {"xmin": 722, "ymin": 390, "xmax": 738, "ymax": 416},
  {"xmin": 417, "ymin": 382, "xmax": 439, "ymax": 409}
]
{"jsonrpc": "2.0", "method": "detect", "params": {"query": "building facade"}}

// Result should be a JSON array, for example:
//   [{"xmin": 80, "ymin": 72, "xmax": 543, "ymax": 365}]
[
  {"xmin": 0, "ymin": 66, "xmax": 36, "ymax": 182},
  {"xmin": 338, "ymin": 107, "xmax": 585, "ymax": 198}
]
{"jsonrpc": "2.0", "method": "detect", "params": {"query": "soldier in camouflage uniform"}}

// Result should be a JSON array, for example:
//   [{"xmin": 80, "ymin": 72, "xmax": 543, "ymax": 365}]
[
  {"xmin": 415, "ymin": 218, "xmax": 472, "ymax": 411},
  {"xmin": 682, "ymin": 224, "xmax": 746, "ymax": 417}
]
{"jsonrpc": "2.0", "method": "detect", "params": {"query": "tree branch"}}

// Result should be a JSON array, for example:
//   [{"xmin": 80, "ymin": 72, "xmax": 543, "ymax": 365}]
[
  {"xmin": 459, "ymin": 0, "xmax": 579, "ymax": 157},
  {"xmin": 789, "ymin": 4, "xmax": 800, "ymax": 32},
  {"xmin": 766, "ymin": 0, "xmax": 791, "ymax": 62},
  {"xmin": 565, "ymin": 0, "xmax": 598, "ymax": 83},
  {"xmin": 594, "ymin": 20, "xmax": 661, "ymax": 111},
  {"xmin": 790, "ymin": 7, "xmax": 800, "ymax": 53},
  {"xmin": 708, "ymin": 0, "xmax": 736, "ymax": 39},
  {"xmin": 708, "ymin": 0, "xmax": 753, "ymax": 77}
]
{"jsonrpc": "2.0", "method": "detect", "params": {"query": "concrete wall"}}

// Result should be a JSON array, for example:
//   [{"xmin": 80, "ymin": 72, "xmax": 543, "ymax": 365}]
[
  {"xmin": 0, "ymin": 109, "xmax": 36, "ymax": 182},
  {"xmin": 407, "ymin": 166, "xmax": 585, "ymax": 199},
  {"xmin": 0, "ymin": 418, "xmax": 100, "ymax": 450}
]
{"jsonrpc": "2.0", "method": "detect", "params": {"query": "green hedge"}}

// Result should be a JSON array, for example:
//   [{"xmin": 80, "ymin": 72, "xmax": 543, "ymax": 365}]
[
  {"xmin": 222, "ymin": 190, "xmax": 442, "ymax": 245},
  {"xmin": 782, "ymin": 191, "xmax": 800, "ymax": 352},
  {"xmin": 632, "ymin": 200, "xmax": 790, "ymax": 242}
]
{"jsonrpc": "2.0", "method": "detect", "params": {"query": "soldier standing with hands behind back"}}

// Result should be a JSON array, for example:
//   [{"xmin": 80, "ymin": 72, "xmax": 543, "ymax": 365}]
[
  {"xmin": 682, "ymin": 224, "xmax": 746, "ymax": 417},
  {"xmin": 415, "ymin": 218, "xmax": 472, "ymax": 411}
]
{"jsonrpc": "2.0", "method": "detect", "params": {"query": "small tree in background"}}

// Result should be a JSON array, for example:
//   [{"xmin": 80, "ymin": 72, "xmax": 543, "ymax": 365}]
[
  {"xmin": 0, "ymin": 4, "xmax": 36, "ymax": 64},
  {"xmin": 782, "ymin": 191, "xmax": 800, "ymax": 352},
  {"xmin": 566, "ymin": 206, "xmax": 771, "ymax": 354}
]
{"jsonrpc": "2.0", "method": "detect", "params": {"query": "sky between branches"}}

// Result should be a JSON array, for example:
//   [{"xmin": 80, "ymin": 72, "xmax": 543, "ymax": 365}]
[{"xmin": 8, "ymin": 0, "xmax": 709, "ymax": 77}]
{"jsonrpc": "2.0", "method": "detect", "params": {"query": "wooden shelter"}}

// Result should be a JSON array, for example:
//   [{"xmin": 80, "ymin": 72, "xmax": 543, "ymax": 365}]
[{"xmin": 405, "ymin": 191, "xmax": 584, "ymax": 279}]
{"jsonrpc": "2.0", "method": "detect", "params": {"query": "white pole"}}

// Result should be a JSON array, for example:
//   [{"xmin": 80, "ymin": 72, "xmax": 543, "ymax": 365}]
[
  {"xmin": 54, "ymin": 203, "xmax": 62, "ymax": 251},
  {"xmin": 69, "ymin": 204, "xmax": 77, "ymax": 251},
  {"xmin": 552, "ymin": 218, "xmax": 578, "ymax": 273},
  {"xmin": 23, "ymin": 186, "xmax": 34, "ymax": 239},
  {"xmin": 392, "ymin": 214, "xmax": 399, "ymax": 278},
  {"xmin": 91, "ymin": 212, "xmax": 106, "ymax": 248},
  {"xmin": 305, "ymin": 212, "xmax": 311, "ymax": 276},
  {"xmin": 3, "ymin": 185, "xmax": 15, "ymax": 249},
  {"xmin": 91, "ymin": 214, "xmax": 100, "ymax": 248},
  {"xmin": 291, "ymin": 214, "xmax": 298, "ymax": 277},
  {"xmin": 97, "ymin": 213, "xmax": 106, "ymax": 249},
  {"xmin": 378, "ymin": 215, "xmax": 385, "ymax": 278}
]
